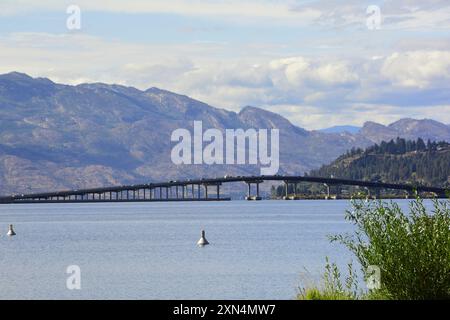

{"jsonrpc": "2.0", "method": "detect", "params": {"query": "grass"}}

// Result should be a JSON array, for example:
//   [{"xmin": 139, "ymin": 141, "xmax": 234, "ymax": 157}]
[{"xmin": 297, "ymin": 258, "xmax": 359, "ymax": 300}]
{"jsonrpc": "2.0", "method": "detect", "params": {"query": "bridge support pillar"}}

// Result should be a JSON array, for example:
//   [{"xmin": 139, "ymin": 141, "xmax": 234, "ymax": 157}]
[
  {"xmin": 405, "ymin": 189, "xmax": 418, "ymax": 199},
  {"xmin": 256, "ymin": 183, "xmax": 260, "ymax": 198},
  {"xmin": 364, "ymin": 187, "xmax": 371, "ymax": 200},
  {"xmin": 283, "ymin": 181, "xmax": 298, "ymax": 200},
  {"xmin": 283, "ymin": 181, "xmax": 302, "ymax": 200},
  {"xmin": 324, "ymin": 183, "xmax": 330, "ymax": 200},
  {"xmin": 284, "ymin": 181, "xmax": 289, "ymax": 199},
  {"xmin": 375, "ymin": 188, "xmax": 381, "ymax": 200},
  {"xmin": 245, "ymin": 181, "xmax": 262, "ymax": 200},
  {"xmin": 335, "ymin": 186, "xmax": 342, "ymax": 199}
]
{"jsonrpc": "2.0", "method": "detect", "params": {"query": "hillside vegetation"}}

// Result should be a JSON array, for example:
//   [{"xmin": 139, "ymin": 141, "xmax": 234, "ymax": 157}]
[{"xmin": 310, "ymin": 138, "xmax": 450, "ymax": 188}]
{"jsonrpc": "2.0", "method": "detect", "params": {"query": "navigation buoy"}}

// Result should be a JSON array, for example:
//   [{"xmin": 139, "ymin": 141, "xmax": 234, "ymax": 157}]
[
  {"xmin": 197, "ymin": 230, "xmax": 209, "ymax": 246},
  {"xmin": 7, "ymin": 224, "xmax": 16, "ymax": 236}
]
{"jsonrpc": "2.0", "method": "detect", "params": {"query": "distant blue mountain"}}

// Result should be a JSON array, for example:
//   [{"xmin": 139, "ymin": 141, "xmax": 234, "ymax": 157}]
[{"xmin": 319, "ymin": 125, "xmax": 361, "ymax": 134}]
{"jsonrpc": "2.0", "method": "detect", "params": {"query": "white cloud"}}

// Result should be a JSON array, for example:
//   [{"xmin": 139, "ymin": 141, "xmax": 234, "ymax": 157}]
[
  {"xmin": 264, "ymin": 103, "xmax": 450, "ymax": 130},
  {"xmin": 3, "ymin": 0, "xmax": 450, "ymax": 33},
  {"xmin": 313, "ymin": 62, "xmax": 359, "ymax": 85},
  {"xmin": 268, "ymin": 57, "xmax": 358, "ymax": 88},
  {"xmin": 0, "ymin": 0, "xmax": 321, "ymax": 21},
  {"xmin": 292, "ymin": 0, "xmax": 450, "ymax": 30},
  {"xmin": 381, "ymin": 51, "xmax": 450, "ymax": 88},
  {"xmin": 1, "ymin": 31, "xmax": 450, "ymax": 129}
]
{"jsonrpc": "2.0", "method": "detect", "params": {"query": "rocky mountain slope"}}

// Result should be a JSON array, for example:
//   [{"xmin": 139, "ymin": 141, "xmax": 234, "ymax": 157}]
[
  {"xmin": 0, "ymin": 72, "xmax": 448, "ymax": 195},
  {"xmin": 359, "ymin": 118, "xmax": 450, "ymax": 144}
]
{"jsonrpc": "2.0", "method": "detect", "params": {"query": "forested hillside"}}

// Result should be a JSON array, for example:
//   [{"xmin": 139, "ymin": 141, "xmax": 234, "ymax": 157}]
[
  {"xmin": 310, "ymin": 138, "xmax": 450, "ymax": 187},
  {"xmin": 272, "ymin": 138, "xmax": 450, "ymax": 198}
]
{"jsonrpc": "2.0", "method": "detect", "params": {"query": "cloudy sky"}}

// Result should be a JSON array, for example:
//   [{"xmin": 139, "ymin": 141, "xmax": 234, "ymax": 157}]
[{"xmin": 1, "ymin": 0, "xmax": 450, "ymax": 129}]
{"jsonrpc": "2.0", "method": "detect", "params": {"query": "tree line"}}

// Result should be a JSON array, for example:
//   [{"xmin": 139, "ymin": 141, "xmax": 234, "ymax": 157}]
[{"xmin": 272, "ymin": 138, "xmax": 450, "ymax": 197}]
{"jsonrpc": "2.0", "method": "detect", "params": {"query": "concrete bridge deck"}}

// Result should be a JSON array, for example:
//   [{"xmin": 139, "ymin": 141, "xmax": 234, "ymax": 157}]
[{"xmin": 0, "ymin": 175, "xmax": 448, "ymax": 204}]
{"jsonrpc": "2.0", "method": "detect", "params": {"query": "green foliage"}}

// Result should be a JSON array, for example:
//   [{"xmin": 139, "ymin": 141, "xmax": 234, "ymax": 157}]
[
  {"xmin": 274, "ymin": 139, "xmax": 450, "ymax": 198},
  {"xmin": 297, "ymin": 258, "xmax": 360, "ymax": 300},
  {"xmin": 311, "ymin": 138, "xmax": 450, "ymax": 188},
  {"xmin": 298, "ymin": 288, "xmax": 353, "ymax": 300},
  {"xmin": 330, "ymin": 198, "xmax": 450, "ymax": 300}
]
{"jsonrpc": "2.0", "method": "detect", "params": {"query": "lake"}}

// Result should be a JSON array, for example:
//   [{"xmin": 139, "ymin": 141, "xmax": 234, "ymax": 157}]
[{"xmin": 0, "ymin": 200, "xmax": 421, "ymax": 299}]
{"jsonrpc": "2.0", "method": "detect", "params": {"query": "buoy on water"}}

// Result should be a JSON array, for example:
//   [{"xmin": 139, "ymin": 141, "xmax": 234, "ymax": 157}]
[
  {"xmin": 197, "ymin": 230, "xmax": 209, "ymax": 246},
  {"xmin": 7, "ymin": 224, "xmax": 16, "ymax": 236}
]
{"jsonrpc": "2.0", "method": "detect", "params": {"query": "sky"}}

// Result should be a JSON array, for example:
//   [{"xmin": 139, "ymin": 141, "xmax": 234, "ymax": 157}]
[{"xmin": 1, "ymin": 0, "xmax": 450, "ymax": 129}]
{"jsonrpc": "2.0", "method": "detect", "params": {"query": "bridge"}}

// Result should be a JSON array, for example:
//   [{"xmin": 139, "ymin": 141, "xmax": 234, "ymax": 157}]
[{"xmin": 0, "ymin": 175, "xmax": 448, "ymax": 204}]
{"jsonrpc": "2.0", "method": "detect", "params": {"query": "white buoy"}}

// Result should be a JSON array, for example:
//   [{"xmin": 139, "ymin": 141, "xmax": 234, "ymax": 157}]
[
  {"xmin": 7, "ymin": 224, "xmax": 16, "ymax": 236},
  {"xmin": 197, "ymin": 230, "xmax": 209, "ymax": 246}
]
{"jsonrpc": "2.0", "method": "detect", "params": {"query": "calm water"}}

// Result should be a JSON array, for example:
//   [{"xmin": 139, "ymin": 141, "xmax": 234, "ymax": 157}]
[{"xmin": 0, "ymin": 200, "xmax": 423, "ymax": 300}]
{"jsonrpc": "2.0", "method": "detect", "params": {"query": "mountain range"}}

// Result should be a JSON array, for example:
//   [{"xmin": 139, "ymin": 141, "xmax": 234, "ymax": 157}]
[
  {"xmin": 1, "ymin": 72, "xmax": 449, "ymax": 195},
  {"xmin": 319, "ymin": 125, "xmax": 362, "ymax": 134}
]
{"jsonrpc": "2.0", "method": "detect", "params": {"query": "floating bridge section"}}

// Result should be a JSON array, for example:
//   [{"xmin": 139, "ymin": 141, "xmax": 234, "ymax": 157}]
[{"xmin": 0, "ymin": 176, "xmax": 448, "ymax": 204}]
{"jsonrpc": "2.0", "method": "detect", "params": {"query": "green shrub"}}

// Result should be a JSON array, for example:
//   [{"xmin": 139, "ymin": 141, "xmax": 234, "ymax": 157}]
[
  {"xmin": 297, "ymin": 258, "xmax": 359, "ymax": 300},
  {"xmin": 330, "ymin": 197, "xmax": 450, "ymax": 300}
]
